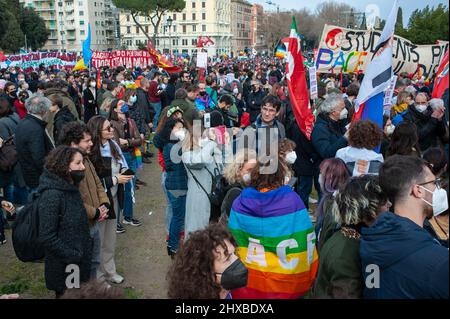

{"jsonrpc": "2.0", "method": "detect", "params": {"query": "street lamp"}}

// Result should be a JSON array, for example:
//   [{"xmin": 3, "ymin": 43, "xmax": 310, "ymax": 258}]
[{"xmin": 166, "ymin": 16, "xmax": 173, "ymax": 56}]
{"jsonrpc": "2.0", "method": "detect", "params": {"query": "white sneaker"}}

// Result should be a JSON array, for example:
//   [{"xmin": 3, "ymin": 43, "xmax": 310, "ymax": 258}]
[{"xmin": 109, "ymin": 274, "xmax": 124, "ymax": 284}]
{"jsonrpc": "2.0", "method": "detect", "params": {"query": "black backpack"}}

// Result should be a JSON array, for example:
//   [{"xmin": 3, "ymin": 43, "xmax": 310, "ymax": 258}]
[
  {"xmin": 11, "ymin": 192, "xmax": 45, "ymax": 262},
  {"xmin": 185, "ymin": 163, "xmax": 225, "ymax": 208}
]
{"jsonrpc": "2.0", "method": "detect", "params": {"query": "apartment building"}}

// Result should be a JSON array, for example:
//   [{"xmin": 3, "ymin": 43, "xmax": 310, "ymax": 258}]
[
  {"xmin": 251, "ymin": 3, "xmax": 266, "ymax": 51},
  {"xmin": 119, "ymin": 0, "xmax": 233, "ymax": 57},
  {"xmin": 20, "ymin": 0, "xmax": 119, "ymax": 51},
  {"xmin": 230, "ymin": 0, "xmax": 252, "ymax": 54}
]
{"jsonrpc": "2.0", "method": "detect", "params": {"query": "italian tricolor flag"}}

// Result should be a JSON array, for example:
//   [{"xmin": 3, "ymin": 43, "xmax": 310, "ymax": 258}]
[{"xmin": 286, "ymin": 17, "xmax": 315, "ymax": 139}]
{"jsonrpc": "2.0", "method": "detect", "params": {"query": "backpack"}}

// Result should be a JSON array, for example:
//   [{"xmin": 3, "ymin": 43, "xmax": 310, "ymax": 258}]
[
  {"xmin": 0, "ymin": 116, "xmax": 19, "ymax": 172},
  {"xmin": 185, "ymin": 162, "xmax": 225, "ymax": 208},
  {"xmin": 11, "ymin": 192, "xmax": 45, "ymax": 262},
  {"xmin": 0, "ymin": 135, "xmax": 18, "ymax": 172}
]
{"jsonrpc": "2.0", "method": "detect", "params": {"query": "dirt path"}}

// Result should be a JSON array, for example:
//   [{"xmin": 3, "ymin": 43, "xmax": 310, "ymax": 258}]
[{"xmin": 0, "ymin": 158, "xmax": 171, "ymax": 299}]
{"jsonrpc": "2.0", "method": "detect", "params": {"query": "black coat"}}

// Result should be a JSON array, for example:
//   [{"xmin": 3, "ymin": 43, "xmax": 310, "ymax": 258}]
[
  {"xmin": 136, "ymin": 88, "xmax": 155, "ymax": 124},
  {"xmin": 53, "ymin": 107, "xmax": 77, "ymax": 144},
  {"xmin": 311, "ymin": 113, "xmax": 348, "ymax": 163},
  {"xmin": 246, "ymin": 90, "xmax": 266, "ymax": 123},
  {"xmin": 83, "ymin": 88, "xmax": 98, "ymax": 124},
  {"xmin": 403, "ymin": 104, "xmax": 448, "ymax": 152},
  {"xmin": 14, "ymin": 114, "xmax": 54, "ymax": 188},
  {"xmin": 290, "ymin": 122, "xmax": 321, "ymax": 176},
  {"xmin": 37, "ymin": 170, "xmax": 92, "ymax": 294},
  {"xmin": 0, "ymin": 113, "xmax": 20, "ymax": 187}
]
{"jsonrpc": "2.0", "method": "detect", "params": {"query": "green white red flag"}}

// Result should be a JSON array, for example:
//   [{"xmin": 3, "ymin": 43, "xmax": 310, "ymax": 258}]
[{"xmin": 285, "ymin": 17, "xmax": 315, "ymax": 139}]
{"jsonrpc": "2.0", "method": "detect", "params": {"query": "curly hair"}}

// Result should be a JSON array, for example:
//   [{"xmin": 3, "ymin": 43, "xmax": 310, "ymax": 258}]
[
  {"xmin": 45, "ymin": 146, "xmax": 82, "ymax": 182},
  {"xmin": 61, "ymin": 280, "xmax": 124, "ymax": 299},
  {"xmin": 332, "ymin": 175, "xmax": 388, "ymax": 226},
  {"xmin": 57, "ymin": 121, "xmax": 90, "ymax": 146},
  {"xmin": 167, "ymin": 223, "xmax": 237, "ymax": 299},
  {"xmin": 348, "ymin": 120, "xmax": 383, "ymax": 150}
]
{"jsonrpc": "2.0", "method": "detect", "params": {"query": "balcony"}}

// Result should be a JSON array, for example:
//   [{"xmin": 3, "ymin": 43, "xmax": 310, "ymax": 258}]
[{"xmin": 36, "ymin": 7, "xmax": 55, "ymax": 12}]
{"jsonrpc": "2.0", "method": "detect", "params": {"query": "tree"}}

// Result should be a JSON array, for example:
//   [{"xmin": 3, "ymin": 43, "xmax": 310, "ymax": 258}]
[
  {"xmin": 404, "ymin": 4, "xmax": 449, "ymax": 44},
  {"xmin": 1, "ymin": 16, "xmax": 25, "ymax": 53},
  {"xmin": 113, "ymin": 0, "xmax": 186, "ymax": 46},
  {"xmin": 0, "ymin": 0, "xmax": 49, "ymax": 52},
  {"xmin": 18, "ymin": 7, "xmax": 50, "ymax": 50}
]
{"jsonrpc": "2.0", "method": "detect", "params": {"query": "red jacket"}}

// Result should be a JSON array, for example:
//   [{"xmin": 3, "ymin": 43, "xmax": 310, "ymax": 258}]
[
  {"xmin": 148, "ymin": 80, "xmax": 161, "ymax": 103},
  {"xmin": 14, "ymin": 100, "xmax": 27, "ymax": 119}
]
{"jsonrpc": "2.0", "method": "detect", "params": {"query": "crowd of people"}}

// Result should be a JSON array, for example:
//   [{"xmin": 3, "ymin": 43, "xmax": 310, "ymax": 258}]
[{"xmin": 0, "ymin": 56, "xmax": 448, "ymax": 299}]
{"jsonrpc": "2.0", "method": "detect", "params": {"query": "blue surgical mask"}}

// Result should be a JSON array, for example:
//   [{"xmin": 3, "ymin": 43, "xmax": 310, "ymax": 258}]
[{"xmin": 120, "ymin": 104, "xmax": 129, "ymax": 113}]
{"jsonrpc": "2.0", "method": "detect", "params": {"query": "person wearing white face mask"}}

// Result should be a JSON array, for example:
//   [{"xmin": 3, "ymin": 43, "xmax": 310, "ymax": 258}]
[
  {"xmin": 182, "ymin": 124, "xmax": 224, "ymax": 239},
  {"xmin": 311, "ymin": 93, "xmax": 349, "ymax": 164},
  {"xmin": 360, "ymin": 155, "xmax": 449, "ymax": 299},
  {"xmin": 396, "ymin": 93, "xmax": 447, "ymax": 152},
  {"xmin": 422, "ymin": 147, "xmax": 449, "ymax": 248},
  {"xmin": 161, "ymin": 118, "xmax": 188, "ymax": 258}
]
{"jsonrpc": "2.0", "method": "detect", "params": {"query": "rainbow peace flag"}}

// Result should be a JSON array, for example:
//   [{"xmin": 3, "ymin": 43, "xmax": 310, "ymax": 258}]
[
  {"xmin": 134, "ymin": 147, "xmax": 143, "ymax": 170},
  {"xmin": 228, "ymin": 186, "xmax": 318, "ymax": 299}
]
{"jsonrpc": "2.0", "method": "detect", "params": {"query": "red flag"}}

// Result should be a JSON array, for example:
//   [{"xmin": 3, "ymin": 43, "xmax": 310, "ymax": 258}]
[
  {"xmin": 285, "ymin": 17, "xmax": 315, "ymax": 140},
  {"xmin": 0, "ymin": 51, "xmax": 6, "ymax": 62},
  {"xmin": 97, "ymin": 68, "xmax": 102, "ymax": 89},
  {"xmin": 432, "ymin": 50, "xmax": 449, "ymax": 98},
  {"xmin": 147, "ymin": 41, "xmax": 182, "ymax": 73}
]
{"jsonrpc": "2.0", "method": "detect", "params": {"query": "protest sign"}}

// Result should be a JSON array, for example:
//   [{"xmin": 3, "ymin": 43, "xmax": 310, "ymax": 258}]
[
  {"xmin": 316, "ymin": 24, "xmax": 449, "ymax": 78},
  {"xmin": 196, "ymin": 52, "xmax": 208, "ymax": 69},
  {"xmin": 0, "ymin": 51, "xmax": 78, "ymax": 71},
  {"xmin": 308, "ymin": 66, "xmax": 318, "ymax": 100},
  {"xmin": 91, "ymin": 50, "xmax": 152, "ymax": 68}
]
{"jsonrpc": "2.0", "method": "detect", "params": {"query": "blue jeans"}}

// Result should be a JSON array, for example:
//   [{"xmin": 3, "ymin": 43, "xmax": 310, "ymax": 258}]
[
  {"xmin": 119, "ymin": 152, "xmax": 137, "ymax": 223},
  {"xmin": 296, "ymin": 174, "xmax": 322, "ymax": 210},
  {"xmin": 167, "ymin": 191, "xmax": 186, "ymax": 251},
  {"xmin": 0, "ymin": 209, "xmax": 5, "ymax": 241},
  {"xmin": 161, "ymin": 172, "xmax": 173, "ymax": 236},
  {"xmin": 151, "ymin": 102, "xmax": 162, "ymax": 130},
  {"xmin": 4, "ymin": 183, "xmax": 28, "ymax": 206}
]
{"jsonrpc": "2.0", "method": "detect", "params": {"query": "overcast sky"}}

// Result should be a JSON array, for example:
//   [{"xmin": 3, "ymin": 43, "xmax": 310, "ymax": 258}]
[{"xmin": 249, "ymin": 0, "xmax": 448, "ymax": 27}]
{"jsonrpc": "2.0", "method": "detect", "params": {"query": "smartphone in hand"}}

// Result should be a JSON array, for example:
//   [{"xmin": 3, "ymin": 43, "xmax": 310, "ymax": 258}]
[{"xmin": 122, "ymin": 168, "xmax": 135, "ymax": 176}]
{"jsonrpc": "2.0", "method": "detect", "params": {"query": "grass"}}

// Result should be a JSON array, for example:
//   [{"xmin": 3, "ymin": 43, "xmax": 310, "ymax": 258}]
[{"xmin": 123, "ymin": 287, "xmax": 143, "ymax": 299}]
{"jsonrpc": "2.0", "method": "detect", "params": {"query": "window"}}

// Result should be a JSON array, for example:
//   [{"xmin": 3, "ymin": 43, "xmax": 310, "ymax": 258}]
[
  {"xmin": 202, "ymin": 13, "xmax": 206, "ymax": 20},
  {"xmin": 79, "ymin": 11, "xmax": 84, "ymax": 16},
  {"xmin": 173, "ymin": 14, "xmax": 176, "ymax": 20},
  {"xmin": 192, "ymin": 13, "xmax": 196, "ymax": 20},
  {"xmin": 192, "ymin": 39, "xmax": 197, "ymax": 45},
  {"xmin": 183, "ymin": 13, "xmax": 186, "ymax": 20},
  {"xmin": 80, "ymin": 30, "xmax": 85, "ymax": 36},
  {"xmin": 183, "ymin": 25, "xmax": 186, "ymax": 33},
  {"xmin": 127, "ymin": 15, "xmax": 130, "ymax": 22},
  {"xmin": 173, "ymin": 25, "xmax": 177, "ymax": 32},
  {"xmin": 80, "ymin": 20, "xmax": 84, "ymax": 25},
  {"xmin": 127, "ymin": 26, "xmax": 131, "ymax": 34},
  {"xmin": 202, "ymin": 25, "xmax": 206, "ymax": 32},
  {"xmin": 136, "ymin": 27, "xmax": 140, "ymax": 34},
  {"xmin": 192, "ymin": 2, "xmax": 196, "ymax": 9},
  {"xmin": 182, "ymin": 39, "xmax": 188, "ymax": 46},
  {"xmin": 192, "ymin": 24, "xmax": 196, "ymax": 32},
  {"xmin": 202, "ymin": 2, "xmax": 206, "ymax": 8},
  {"xmin": 145, "ymin": 26, "xmax": 149, "ymax": 33}
]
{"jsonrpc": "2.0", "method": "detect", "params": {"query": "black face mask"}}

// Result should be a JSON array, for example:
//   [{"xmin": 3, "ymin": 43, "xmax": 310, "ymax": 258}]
[
  {"xmin": 9, "ymin": 91, "xmax": 17, "ymax": 98},
  {"xmin": 217, "ymin": 258, "xmax": 248, "ymax": 291},
  {"xmin": 199, "ymin": 91, "xmax": 207, "ymax": 97},
  {"xmin": 70, "ymin": 170, "xmax": 85, "ymax": 185}
]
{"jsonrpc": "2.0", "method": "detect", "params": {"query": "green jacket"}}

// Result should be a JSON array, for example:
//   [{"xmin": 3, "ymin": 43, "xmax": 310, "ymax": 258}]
[{"xmin": 312, "ymin": 227, "xmax": 363, "ymax": 299}]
